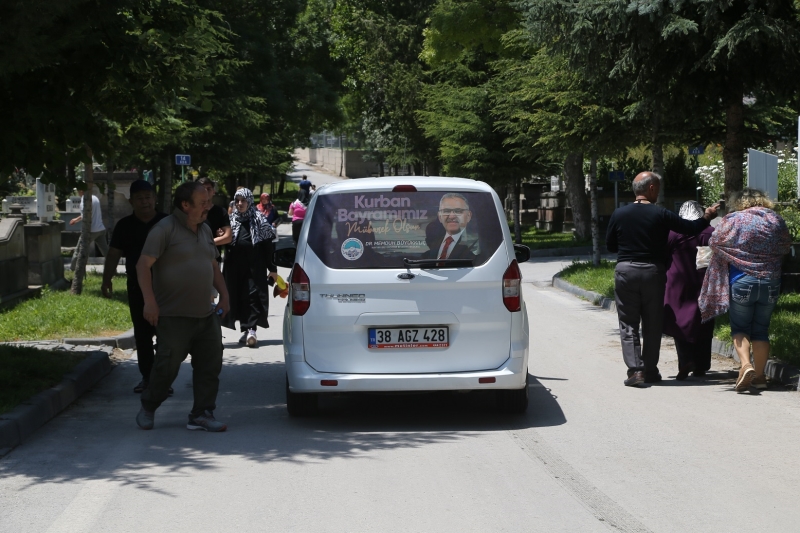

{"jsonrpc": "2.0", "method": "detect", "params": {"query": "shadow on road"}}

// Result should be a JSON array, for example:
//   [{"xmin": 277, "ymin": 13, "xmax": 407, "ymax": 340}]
[{"xmin": 0, "ymin": 358, "xmax": 566, "ymax": 493}]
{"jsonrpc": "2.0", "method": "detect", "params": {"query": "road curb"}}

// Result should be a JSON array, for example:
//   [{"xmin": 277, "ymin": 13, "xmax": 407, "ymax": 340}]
[
  {"xmin": 0, "ymin": 347, "xmax": 112, "ymax": 456},
  {"xmin": 552, "ymin": 273, "xmax": 616, "ymax": 312},
  {"xmin": 62, "ymin": 327, "xmax": 136, "ymax": 350},
  {"xmin": 552, "ymin": 274, "xmax": 800, "ymax": 388}
]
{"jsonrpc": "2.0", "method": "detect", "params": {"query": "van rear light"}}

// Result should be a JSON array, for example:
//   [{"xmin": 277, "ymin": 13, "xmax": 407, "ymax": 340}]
[
  {"xmin": 291, "ymin": 264, "xmax": 310, "ymax": 316},
  {"xmin": 502, "ymin": 260, "xmax": 522, "ymax": 312},
  {"xmin": 392, "ymin": 185, "xmax": 417, "ymax": 192}
]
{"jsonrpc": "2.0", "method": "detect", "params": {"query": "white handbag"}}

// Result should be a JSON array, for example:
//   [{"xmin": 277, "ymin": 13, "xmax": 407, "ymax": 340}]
[{"xmin": 696, "ymin": 246, "xmax": 712, "ymax": 269}]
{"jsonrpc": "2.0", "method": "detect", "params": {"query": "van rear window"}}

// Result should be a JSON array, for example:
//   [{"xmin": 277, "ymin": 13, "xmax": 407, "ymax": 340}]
[{"xmin": 306, "ymin": 191, "xmax": 504, "ymax": 269}]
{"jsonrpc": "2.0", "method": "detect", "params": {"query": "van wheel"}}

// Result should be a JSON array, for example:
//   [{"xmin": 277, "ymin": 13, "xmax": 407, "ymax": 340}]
[
  {"xmin": 286, "ymin": 375, "xmax": 318, "ymax": 417},
  {"xmin": 496, "ymin": 375, "xmax": 528, "ymax": 414}
]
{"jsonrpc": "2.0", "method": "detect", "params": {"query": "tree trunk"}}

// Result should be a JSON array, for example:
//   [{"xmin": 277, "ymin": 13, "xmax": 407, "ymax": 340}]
[
  {"xmin": 651, "ymin": 113, "xmax": 665, "ymax": 206},
  {"xmin": 589, "ymin": 156, "xmax": 600, "ymax": 266},
  {"xmin": 339, "ymin": 134, "xmax": 345, "ymax": 177},
  {"xmin": 278, "ymin": 172, "xmax": 286, "ymax": 195},
  {"xmin": 563, "ymin": 152, "xmax": 590, "ymax": 241},
  {"xmin": 105, "ymin": 157, "xmax": 115, "ymax": 233},
  {"xmin": 160, "ymin": 151, "xmax": 173, "ymax": 213},
  {"xmin": 723, "ymin": 76, "xmax": 745, "ymax": 197},
  {"xmin": 71, "ymin": 146, "xmax": 94, "ymax": 295},
  {"xmin": 512, "ymin": 177, "xmax": 522, "ymax": 244}
]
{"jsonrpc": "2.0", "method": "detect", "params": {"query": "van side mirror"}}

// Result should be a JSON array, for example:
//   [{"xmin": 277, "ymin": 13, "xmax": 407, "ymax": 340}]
[
  {"xmin": 514, "ymin": 244, "xmax": 531, "ymax": 264},
  {"xmin": 273, "ymin": 247, "xmax": 296, "ymax": 269}
]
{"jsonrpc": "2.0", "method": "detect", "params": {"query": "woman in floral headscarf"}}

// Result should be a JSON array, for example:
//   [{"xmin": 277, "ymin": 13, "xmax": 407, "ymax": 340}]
[
  {"xmin": 222, "ymin": 188, "xmax": 278, "ymax": 347},
  {"xmin": 699, "ymin": 188, "xmax": 791, "ymax": 392}
]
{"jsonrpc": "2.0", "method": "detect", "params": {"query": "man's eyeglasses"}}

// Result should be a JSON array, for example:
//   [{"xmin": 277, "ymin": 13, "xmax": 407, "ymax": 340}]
[{"xmin": 439, "ymin": 208, "xmax": 467, "ymax": 215}]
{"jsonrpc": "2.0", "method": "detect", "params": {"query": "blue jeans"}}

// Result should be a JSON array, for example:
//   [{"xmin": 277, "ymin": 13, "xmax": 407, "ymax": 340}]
[{"xmin": 728, "ymin": 275, "xmax": 781, "ymax": 341}]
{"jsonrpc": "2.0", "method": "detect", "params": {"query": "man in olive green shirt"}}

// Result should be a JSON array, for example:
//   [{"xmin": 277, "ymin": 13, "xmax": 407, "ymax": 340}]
[{"xmin": 135, "ymin": 181, "xmax": 231, "ymax": 432}]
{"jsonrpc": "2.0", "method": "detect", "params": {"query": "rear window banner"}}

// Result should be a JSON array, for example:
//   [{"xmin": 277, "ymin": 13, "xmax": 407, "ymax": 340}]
[{"xmin": 307, "ymin": 191, "xmax": 504, "ymax": 269}]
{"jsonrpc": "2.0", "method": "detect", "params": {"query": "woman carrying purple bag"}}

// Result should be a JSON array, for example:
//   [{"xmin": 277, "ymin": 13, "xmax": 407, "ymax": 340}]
[
  {"xmin": 663, "ymin": 201, "xmax": 715, "ymax": 380},
  {"xmin": 699, "ymin": 188, "xmax": 791, "ymax": 393}
]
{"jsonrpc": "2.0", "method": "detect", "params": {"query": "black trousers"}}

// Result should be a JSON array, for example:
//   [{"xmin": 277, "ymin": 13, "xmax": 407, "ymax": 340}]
[
  {"xmin": 128, "ymin": 281, "xmax": 156, "ymax": 380},
  {"xmin": 141, "ymin": 314, "xmax": 223, "ymax": 417},
  {"xmin": 674, "ymin": 334, "xmax": 713, "ymax": 374},
  {"xmin": 225, "ymin": 249, "xmax": 270, "ymax": 332},
  {"xmin": 292, "ymin": 219, "xmax": 303, "ymax": 246},
  {"xmin": 614, "ymin": 261, "xmax": 667, "ymax": 375}
]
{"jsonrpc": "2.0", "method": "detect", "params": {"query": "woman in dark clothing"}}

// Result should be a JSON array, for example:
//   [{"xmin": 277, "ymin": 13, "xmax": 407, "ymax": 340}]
[
  {"xmin": 663, "ymin": 201, "xmax": 715, "ymax": 379},
  {"xmin": 222, "ymin": 188, "xmax": 278, "ymax": 347}
]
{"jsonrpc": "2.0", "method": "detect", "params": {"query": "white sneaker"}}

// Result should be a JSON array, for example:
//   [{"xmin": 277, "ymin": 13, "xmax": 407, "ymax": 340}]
[{"xmin": 246, "ymin": 329, "xmax": 257, "ymax": 347}]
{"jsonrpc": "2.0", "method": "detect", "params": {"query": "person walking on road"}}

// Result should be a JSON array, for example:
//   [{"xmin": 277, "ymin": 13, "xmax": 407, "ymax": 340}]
[
  {"xmin": 222, "ymin": 188, "xmax": 278, "ymax": 347},
  {"xmin": 69, "ymin": 189, "xmax": 109, "ymax": 271},
  {"xmin": 288, "ymin": 186, "xmax": 310, "ymax": 246},
  {"xmin": 605, "ymin": 172, "xmax": 718, "ymax": 387},
  {"xmin": 198, "ymin": 177, "xmax": 232, "ymax": 256},
  {"xmin": 135, "ymin": 181, "xmax": 231, "ymax": 432},
  {"xmin": 699, "ymin": 188, "xmax": 791, "ymax": 393},
  {"xmin": 101, "ymin": 180, "xmax": 168, "ymax": 393},
  {"xmin": 662, "ymin": 201, "xmax": 716, "ymax": 380}
]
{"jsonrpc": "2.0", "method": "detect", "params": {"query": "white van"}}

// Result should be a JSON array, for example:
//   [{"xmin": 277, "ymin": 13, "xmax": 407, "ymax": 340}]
[{"xmin": 275, "ymin": 177, "xmax": 530, "ymax": 415}]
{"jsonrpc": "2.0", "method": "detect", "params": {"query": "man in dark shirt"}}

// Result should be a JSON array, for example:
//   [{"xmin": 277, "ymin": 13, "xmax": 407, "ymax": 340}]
[
  {"xmin": 101, "ymin": 180, "xmax": 168, "ymax": 393},
  {"xmin": 198, "ymin": 177, "xmax": 232, "ymax": 256},
  {"xmin": 605, "ymin": 172, "xmax": 718, "ymax": 387}
]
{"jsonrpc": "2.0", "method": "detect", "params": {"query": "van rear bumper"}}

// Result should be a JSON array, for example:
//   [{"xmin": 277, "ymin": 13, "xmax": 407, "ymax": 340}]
[{"xmin": 286, "ymin": 356, "xmax": 528, "ymax": 393}]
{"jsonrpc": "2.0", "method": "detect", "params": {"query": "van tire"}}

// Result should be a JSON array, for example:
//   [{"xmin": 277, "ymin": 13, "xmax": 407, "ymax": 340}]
[
  {"xmin": 497, "ymin": 375, "xmax": 528, "ymax": 414},
  {"xmin": 286, "ymin": 375, "xmax": 318, "ymax": 417}
]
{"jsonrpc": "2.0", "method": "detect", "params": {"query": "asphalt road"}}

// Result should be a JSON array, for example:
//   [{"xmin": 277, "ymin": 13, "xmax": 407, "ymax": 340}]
[{"xmin": 3, "ymin": 173, "xmax": 800, "ymax": 532}]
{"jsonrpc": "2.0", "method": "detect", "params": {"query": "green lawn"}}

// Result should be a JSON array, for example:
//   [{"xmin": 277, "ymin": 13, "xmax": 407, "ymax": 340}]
[
  {"xmin": 559, "ymin": 259, "xmax": 617, "ymax": 299},
  {"xmin": 519, "ymin": 226, "xmax": 593, "ymax": 250},
  {"xmin": 0, "ymin": 272, "xmax": 132, "ymax": 341},
  {"xmin": 0, "ymin": 345, "xmax": 88, "ymax": 414},
  {"xmin": 558, "ymin": 261, "xmax": 800, "ymax": 367}
]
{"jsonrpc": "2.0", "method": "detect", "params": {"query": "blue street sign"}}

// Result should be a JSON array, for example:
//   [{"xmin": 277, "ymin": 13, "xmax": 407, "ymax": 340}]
[
  {"xmin": 688, "ymin": 146, "xmax": 705, "ymax": 156},
  {"xmin": 608, "ymin": 170, "xmax": 626, "ymax": 182},
  {"xmin": 175, "ymin": 154, "xmax": 191, "ymax": 166}
]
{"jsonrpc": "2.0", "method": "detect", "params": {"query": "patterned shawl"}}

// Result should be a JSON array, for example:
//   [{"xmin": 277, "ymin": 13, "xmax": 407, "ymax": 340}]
[
  {"xmin": 698, "ymin": 207, "xmax": 791, "ymax": 322},
  {"xmin": 229, "ymin": 188, "xmax": 276, "ymax": 245}
]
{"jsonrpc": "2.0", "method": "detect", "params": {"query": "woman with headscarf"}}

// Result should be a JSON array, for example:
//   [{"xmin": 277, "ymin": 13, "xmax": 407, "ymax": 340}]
[
  {"xmin": 699, "ymin": 188, "xmax": 791, "ymax": 392},
  {"xmin": 663, "ymin": 201, "xmax": 716, "ymax": 380},
  {"xmin": 222, "ymin": 188, "xmax": 278, "ymax": 347},
  {"xmin": 256, "ymin": 193, "xmax": 280, "ymax": 230},
  {"xmin": 288, "ymin": 186, "xmax": 310, "ymax": 246}
]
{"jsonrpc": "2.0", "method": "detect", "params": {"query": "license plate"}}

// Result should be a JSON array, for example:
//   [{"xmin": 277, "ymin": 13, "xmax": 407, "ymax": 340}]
[{"xmin": 368, "ymin": 327, "xmax": 449, "ymax": 349}]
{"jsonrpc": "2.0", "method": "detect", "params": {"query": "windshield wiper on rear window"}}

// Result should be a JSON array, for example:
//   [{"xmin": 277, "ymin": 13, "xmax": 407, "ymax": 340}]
[{"xmin": 403, "ymin": 258, "xmax": 474, "ymax": 269}]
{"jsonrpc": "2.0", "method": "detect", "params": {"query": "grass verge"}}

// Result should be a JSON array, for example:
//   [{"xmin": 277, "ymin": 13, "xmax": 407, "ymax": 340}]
[
  {"xmin": 0, "ymin": 345, "xmax": 88, "ymax": 414},
  {"xmin": 520, "ymin": 226, "xmax": 593, "ymax": 250},
  {"xmin": 559, "ymin": 261, "xmax": 800, "ymax": 367},
  {"xmin": 0, "ymin": 273, "xmax": 132, "ymax": 341},
  {"xmin": 559, "ymin": 259, "xmax": 617, "ymax": 299}
]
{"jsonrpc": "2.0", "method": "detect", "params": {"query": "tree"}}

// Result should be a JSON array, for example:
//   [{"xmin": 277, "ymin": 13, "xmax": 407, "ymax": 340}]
[
  {"xmin": 492, "ymin": 41, "xmax": 632, "ymax": 245},
  {"xmin": 0, "ymin": 0, "xmax": 237, "ymax": 292},
  {"xmin": 519, "ymin": 0, "xmax": 800, "ymax": 196},
  {"xmin": 419, "ymin": 0, "xmax": 557, "ymax": 242}
]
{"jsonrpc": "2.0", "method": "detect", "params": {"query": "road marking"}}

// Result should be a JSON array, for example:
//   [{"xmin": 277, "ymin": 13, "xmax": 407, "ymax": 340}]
[{"xmin": 509, "ymin": 428, "xmax": 654, "ymax": 533}]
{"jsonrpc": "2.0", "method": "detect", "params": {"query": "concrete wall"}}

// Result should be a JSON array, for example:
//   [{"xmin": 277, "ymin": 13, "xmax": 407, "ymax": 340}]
[
  {"xmin": 25, "ymin": 221, "xmax": 65, "ymax": 286},
  {"xmin": 62, "ymin": 171, "xmax": 141, "ymax": 232},
  {"xmin": 295, "ymin": 148, "xmax": 381, "ymax": 179}
]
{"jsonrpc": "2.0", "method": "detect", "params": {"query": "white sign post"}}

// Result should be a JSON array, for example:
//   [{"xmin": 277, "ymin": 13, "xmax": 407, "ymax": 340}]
[
  {"xmin": 747, "ymin": 148, "xmax": 779, "ymax": 200},
  {"xmin": 35, "ymin": 178, "xmax": 56, "ymax": 222}
]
